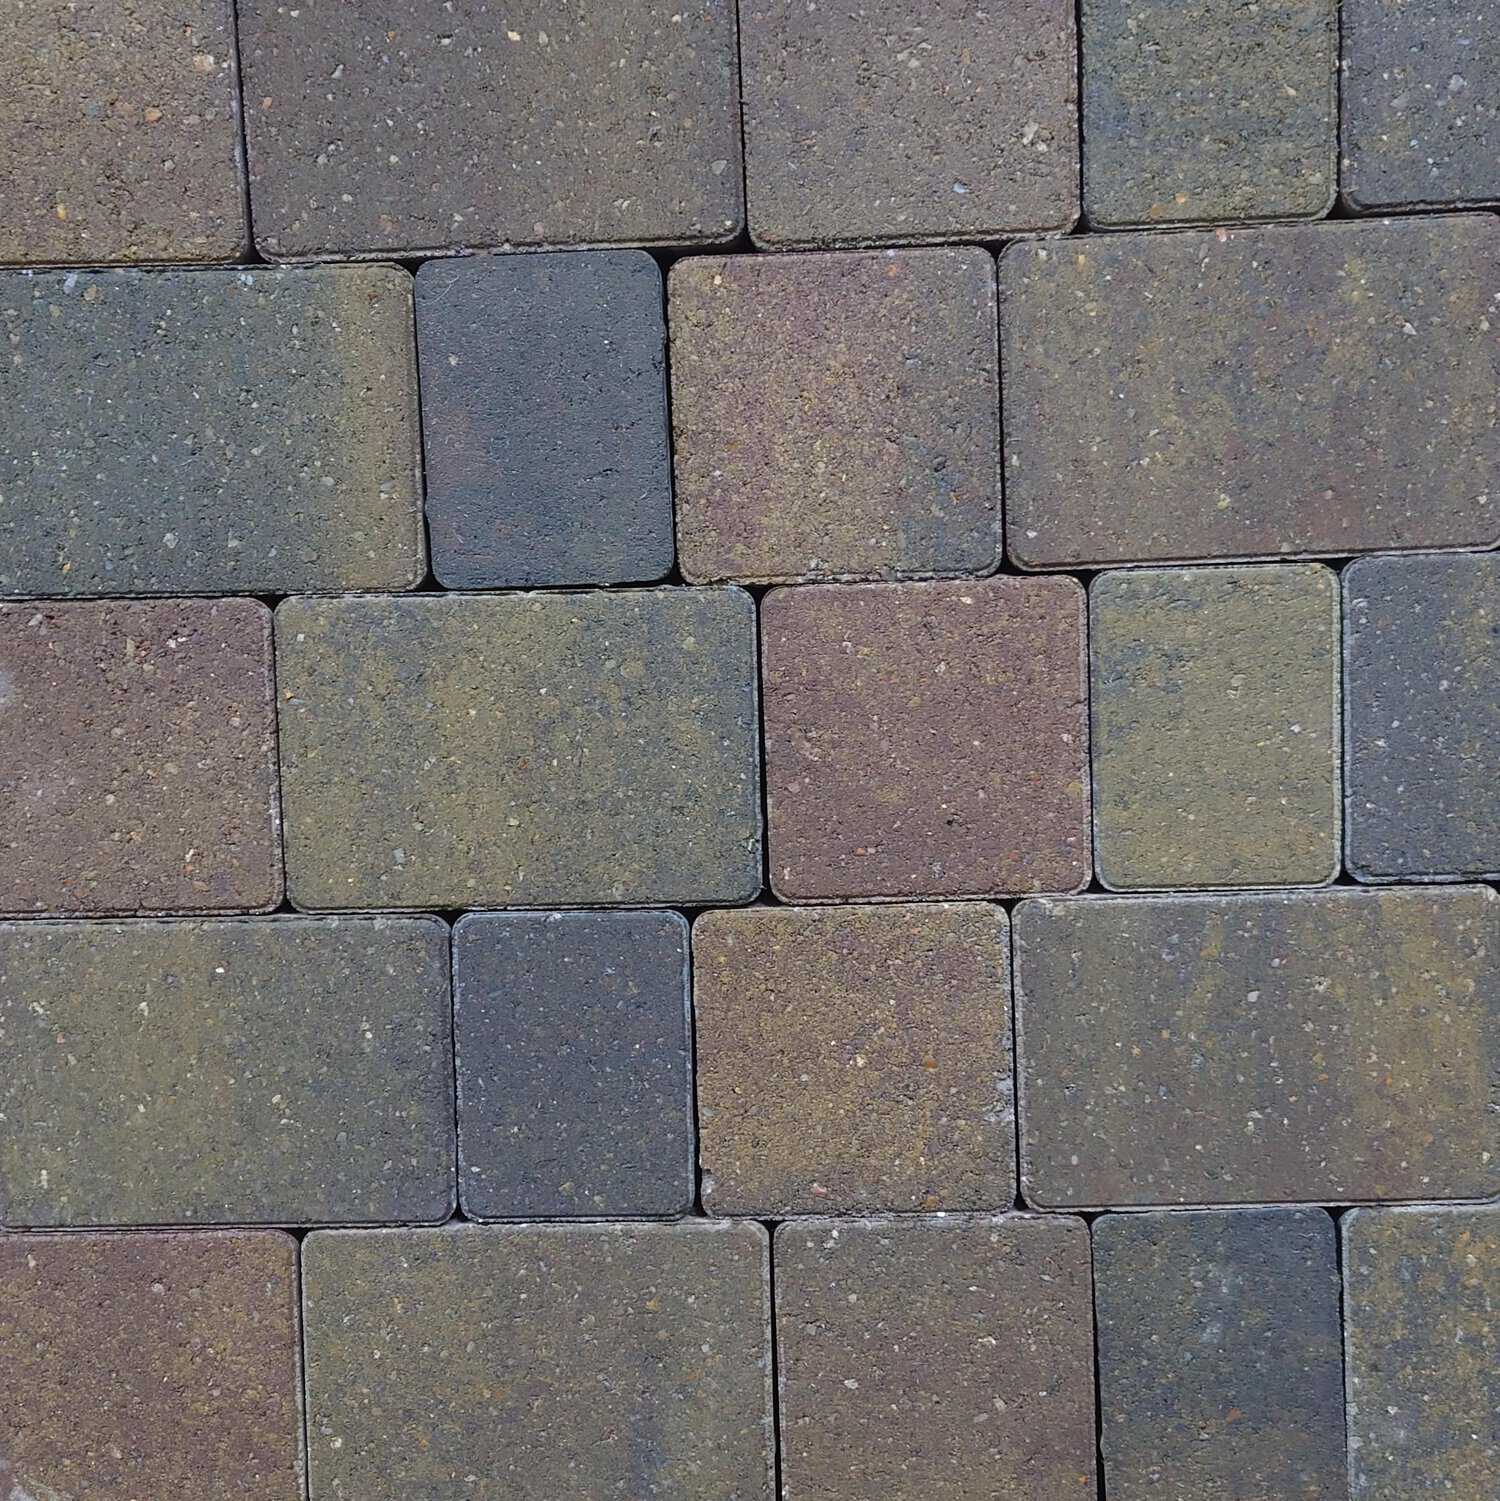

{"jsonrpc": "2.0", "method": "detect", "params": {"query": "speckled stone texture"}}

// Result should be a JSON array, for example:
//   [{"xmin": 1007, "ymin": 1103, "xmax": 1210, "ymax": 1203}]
[
  {"xmin": 415, "ymin": 251, "xmax": 673, "ymax": 588},
  {"xmin": 453, "ymin": 910, "xmax": 694, "ymax": 1219},
  {"xmin": 238, "ymin": 0, "xmax": 743, "ymax": 258},
  {"xmin": 1082, "ymin": 0, "xmax": 1336, "ymax": 227},
  {"xmin": 276, "ymin": 590, "xmax": 761, "ymax": 909},
  {"xmin": 739, "ymin": 1, "xmax": 1078, "ymax": 246},
  {"xmin": 1094, "ymin": 1208, "xmax": 1345, "ymax": 1500},
  {"xmin": 0, "ymin": 266, "xmax": 424, "ymax": 595},
  {"xmin": 693, "ymin": 903, "xmax": 1013, "ymax": 1216},
  {"xmin": 0, "ymin": 599, "xmax": 281, "ymax": 916},
  {"xmin": 303, "ymin": 1221, "xmax": 774, "ymax": 1501},
  {"xmin": 0, "ymin": 916, "xmax": 455, "ymax": 1228},
  {"xmin": 762, "ymin": 577, "xmax": 1089, "ymax": 899},
  {"xmin": 1090, "ymin": 564, "xmax": 1340, "ymax": 890},
  {"xmin": 775, "ymin": 1215, "xmax": 1097, "ymax": 1501},
  {"xmin": 1015, "ymin": 886, "xmax": 1499, "ymax": 1208},
  {"xmin": 669, "ymin": 250, "xmax": 1000, "ymax": 583},
  {"xmin": 0, "ymin": 0, "xmax": 246, "ymax": 264},
  {"xmin": 1343, "ymin": 1205, "xmax": 1500, "ymax": 1499},
  {"xmin": 1000, "ymin": 216, "xmax": 1500, "ymax": 567}
]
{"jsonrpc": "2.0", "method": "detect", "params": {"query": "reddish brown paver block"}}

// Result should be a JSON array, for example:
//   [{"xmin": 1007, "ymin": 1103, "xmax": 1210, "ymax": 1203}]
[
  {"xmin": 762, "ymin": 577, "xmax": 1090, "ymax": 900},
  {"xmin": 693, "ymin": 902, "xmax": 1013, "ymax": 1216}
]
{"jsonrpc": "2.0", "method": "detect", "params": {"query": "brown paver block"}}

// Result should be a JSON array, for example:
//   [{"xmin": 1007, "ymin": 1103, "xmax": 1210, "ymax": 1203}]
[
  {"xmin": 0, "ymin": 599, "xmax": 281, "ymax": 916},
  {"xmin": 0, "ymin": 1230, "xmax": 302, "ymax": 1499},
  {"xmin": 0, "ymin": 916, "xmax": 455, "ymax": 1228},
  {"xmin": 670, "ymin": 250, "xmax": 1000, "ymax": 584},
  {"xmin": 693, "ymin": 902, "xmax": 1013, "ymax": 1216},
  {"xmin": 775, "ymin": 1215, "xmax": 1097, "ymax": 1501},
  {"xmin": 1090, "ymin": 563, "xmax": 1341, "ymax": 890},
  {"xmin": 277, "ymin": 589, "xmax": 761, "ymax": 909},
  {"xmin": 303, "ymin": 1221, "xmax": 774, "ymax": 1501},
  {"xmin": 1000, "ymin": 216, "xmax": 1500, "ymax": 566},
  {"xmin": 1015, "ymin": 886, "xmax": 1500, "ymax": 1207},
  {"xmin": 762, "ymin": 577, "xmax": 1089, "ymax": 899}
]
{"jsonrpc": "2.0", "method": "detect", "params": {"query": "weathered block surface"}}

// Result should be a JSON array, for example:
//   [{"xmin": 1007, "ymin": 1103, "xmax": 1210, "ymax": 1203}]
[
  {"xmin": 239, "ymin": 0, "xmax": 743, "ymax": 258},
  {"xmin": 693, "ymin": 903, "xmax": 1013, "ymax": 1216},
  {"xmin": 1091, "ymin": 564, "xmax": 1340, "ymax": 889},
  {"xmin": 1015, "ymin": 886, "xmax": 1499, "ymax": 1207},
  {"xmin": 739, "ymin": 1, "xmax": 1078, "ymax": 246},
  {"xmin": 1094, "ymin": 1208, "xmax": 1345, "ymax": 1499},
  {"xmin": 0, "ymin": 599, "xmax": 281, "ymax": 915},
  {"xmin": 0, "ymin": 917, "xmax": 455, "ymax": 1228},
  {"xmin": 277, "ymin": 590, "xmax": 761, "ymax": 909},
  {"xmin": 0, "ymin": 1230, "xmax": 302, "ymax": 1499},
  {"xmin": 303, "ymin": 1221, "xmax": 774, "ymax": 1501},
  {"xmin": 762, "ymin": 577, "xmax": 1089, "ymax": 899},
  {"xmin": 775, "ymin": 1215, "xmax": 1097, "ymax": 1500},
  {"xmin": 1000, "ymin": 216, "xmax": 1500, "ymax": 566},
  {"xmin": 0, "ymin": 267, "xmax": 424, "ymax": 595},
  {"xmin": 454, "ymin": 910, "xmax": 694, "ymax": 1219},
  {"xmin": 670, "ymin": 250, "xmax": 1000, "ymax": 583},
  {"xmin": 416, "ymin": 251, "xmax": 673, "ymax": 587}
]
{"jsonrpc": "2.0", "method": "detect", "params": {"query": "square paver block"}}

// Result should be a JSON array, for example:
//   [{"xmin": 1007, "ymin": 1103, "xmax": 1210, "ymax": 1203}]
[
  {"xmin": 775, "ymin": 1215, "xmax": 1097, "ymax": 1501},
  {"xmin": 0, "ymin": 1231, "xmax": 302, "ymax": 1499},
  {"xmin": 1090, "ymin": 564, "xmax": 1341, "ymax": 889},
  {"xmin": 0, "ymin": 917, "xmax": 455, "ymax": 1228},
  {"xmin": 0, "ymin": 267, "xmax": 424, "ymax": 596},
  {"xmin": 416, "ymin": 251, "xmax": 673, "ymax": 587},
  {"xmin": 763, "ymin": 577, "xmax": 1089, "ymax": 899},
  {"xmin": 303, "ymin": 1221, "xmax": 774, "ymax": 1501},
  {"xmin": 277, "ymin": 589, "xmax": 762, "ymax": 910},
  {"xmin": 1343, "ymin": 1205, "xmax": 1500, "ymax": 1499},
  {"xmin": 1094, "ymin": 1208, "xmax": 1345, "ymax": 1500},
  {"xmin": 239, "ymin": 0, "xmax": 743, "ymax": 259},
  {"xmin": 1082, "ymin": 0, "xmax": 1336, "ymax": 226},
  {"xmin": 1015, "ymin": 886, "xmax": 1500, "ymax": 1208},
  {"xmin": 1000, "ymin": 216, "xmax": 1500, "ymax": 566},
  {"xmin": 454, "ymin": 910, "xmax": 694, "ymax": 1219},
  {"xmin": 0, "ymin": 0, "xmax": 246, "ymax": 264},
  {"xmin": 0, "ymin": 599, "xmax": 281, "ymax": 916},
  {"xmin": 739, "ymin": 1, "xmax": 1078, "ymax": 246},
  {"xmin": 670, "ymin": 250, "xmax": 1000, "ymax": 583},
  {"xmin": 693, "ymin": 903, "xmax": 1013, "ymax": 1216}
]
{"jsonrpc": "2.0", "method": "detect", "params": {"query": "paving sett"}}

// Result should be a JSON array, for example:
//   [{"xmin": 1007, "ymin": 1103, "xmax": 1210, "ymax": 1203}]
[
  {"xmin": 692, "ymin": 902, "xmax": 1013, "ymax": 1216},
  {"xmin": 302, "ymin": 1220, "xmax": 774, "ymax": 1501},
  {"xmin": 1000, "ymin": 215, "xmax": 1500, "ymax": 567},
  {"xmin": 0, "ymin": 916, "xmax": 455, "ymax": 1229},
  {"xmin": 1014, "ymin": 885, "xmax": 1499, "ymax": 1208}
]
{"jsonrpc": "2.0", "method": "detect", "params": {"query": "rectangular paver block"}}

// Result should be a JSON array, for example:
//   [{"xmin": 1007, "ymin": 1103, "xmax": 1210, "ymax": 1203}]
[
  {"xmin": 303, "ymin": 1221, "xmax": 774, "ymax": 1501},
  {"xmin": 0, "ymin": 916, "xmax": 455, "ymax": 1228},
  {"xmin": 1000, "ymin": 216, "xmax": 1500, "ymax": 566},
  {"xmin": 1016, "ymin": 886, "xmax": 1499, "ymax": 1207},
  {"xmin": 693, "ymin": 902, "xmax": 1013, "ymax": 1216},
  {"xmin": 276, "ymin": 589, "xmax": 762, "ymax": 909}
]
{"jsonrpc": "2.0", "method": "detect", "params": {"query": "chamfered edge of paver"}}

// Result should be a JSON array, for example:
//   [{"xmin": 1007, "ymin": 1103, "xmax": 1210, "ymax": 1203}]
[{"xmin": 745, "ymin": 207, "xmax": 1081, "ymax": 253}]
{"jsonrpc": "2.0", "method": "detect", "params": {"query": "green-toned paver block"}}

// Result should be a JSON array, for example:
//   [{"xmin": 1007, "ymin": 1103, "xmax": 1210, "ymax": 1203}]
[
  {"xmin": 0, "ymin": 599, "xmax": 281, "ymax": 916},
  {"xmin": 670, "ymin": 250, "xmax": 1000, "ymax": 583},
  {"xmin": 0, "ymin": 1230, "xmax": 302, "ymax": 1499},
  {"xmin": 1000, "ymin": 216, "xmax": 1500, "ymax": 566},
  {"xmin": 762, "ymin": 577, "xmax": 1089, "ymax": 899},
  {"xmin": 0, "ymin": 917, "xmax": 455, "ymax": 1228},
  {"xmin": 1343, "ymin": 1205, "xmax": 1500, "ymax": 1499},
  {"xmin": 1016, "ymin": 886, "xmax": 1499, "ymax": 1208},
  {"xmin": 303, "ymin": 1221, "xmax": 774, "ymax": 1501},
  {"xmin": 0, "ymin": 266, "xmax": 423, "ymax": 596},
  {"xmin": 740, "ymin": 1, "xmax": 1078, "ymax": 246},
  {"xmin": 694, "ymin": 903, "xmax": 1013, "ymax": 1216},
  {"xmin": 277, "ymin": 590, "xmax": 761, "ymax": 910},
  {"xmin": 775, "ymin": 1215, "xmax": 1097, "ymax": 1501},
  {"xmin": 1090, "ymin": 564, "xmax": 1340, "ymax": 889},
  {"xmin": 1095, "ymin": 1208, "xmax": 1345, "ymax": 1499}
]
